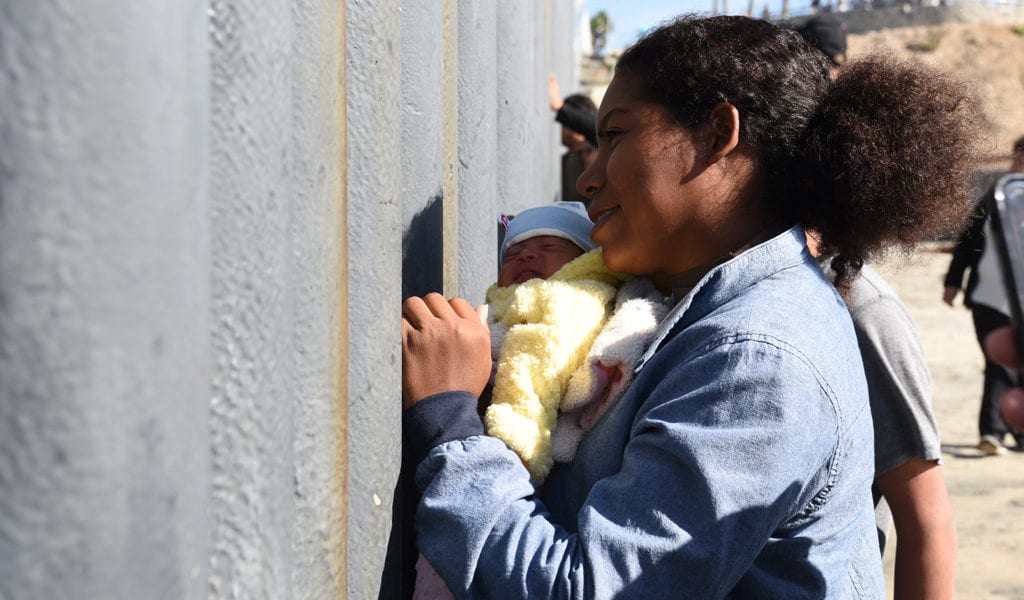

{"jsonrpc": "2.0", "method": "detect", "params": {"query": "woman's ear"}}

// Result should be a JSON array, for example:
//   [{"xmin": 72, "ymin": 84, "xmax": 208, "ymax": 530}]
[{"xmin": 703, "ymin": 103, "xmax": 740, "ymax": 166}]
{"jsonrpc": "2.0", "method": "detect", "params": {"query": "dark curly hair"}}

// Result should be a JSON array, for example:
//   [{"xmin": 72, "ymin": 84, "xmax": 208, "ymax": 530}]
[
  {"xmin": 563, "ymin": 93, "xmax": 597, "ymax": 116},
  {"xmin": 616, "ymin": 15, "xmax": 981, "ymax": 287}
]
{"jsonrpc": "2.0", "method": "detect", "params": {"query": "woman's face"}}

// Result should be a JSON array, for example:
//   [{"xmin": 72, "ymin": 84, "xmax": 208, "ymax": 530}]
[{"xmin": 578, "ymin": 73, "xmax": 738, "ymax": 276}]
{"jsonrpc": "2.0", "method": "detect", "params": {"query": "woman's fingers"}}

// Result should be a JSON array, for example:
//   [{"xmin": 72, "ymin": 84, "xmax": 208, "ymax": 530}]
[
  {"xmin": 548, "ymin": 73, "xmax": 563, "ymax": 111},
  {"xmin": 423, "ymin": 292, "xmax": 456, "ymax": 319},
  {"xmin": 983, "ymin": 326, "xmax": 1019, "ymax": 368},
  {"xmin": 401, "ymin": 294, "xmax": 493, "ymax": 407},
  {"xmin": 403, "ymin": 293, "xmax": 455, "ymax": 328},
  {"xmin": 982, "ymin": 327, "xmax": 1024, "ymax": 429},
  {"xmin": 448, "ymin": 296, "xmax": 480, "ymax": 320},
  {"xmin": 402, "ymin": 296, "xmax": 434, "ymax": 329},
  {"xmin": 1001, "ymin": 389, "xmax": 1024, "ymax": 430}
]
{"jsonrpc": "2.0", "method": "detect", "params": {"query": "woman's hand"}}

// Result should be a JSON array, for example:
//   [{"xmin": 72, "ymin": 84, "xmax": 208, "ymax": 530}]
[
  {"xmin": 402, "ymin": 293, "xmax": 492, "ymax": 408},
  {"xmin": 983, "ymin": 327, "xmax": 1024, "ymax": 429}
]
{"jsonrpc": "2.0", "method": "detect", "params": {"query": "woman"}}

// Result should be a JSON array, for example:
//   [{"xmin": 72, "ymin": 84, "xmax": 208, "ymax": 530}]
[{"xmin": 402, "ymin": 16, "xmax": 977, "ymax": 598}]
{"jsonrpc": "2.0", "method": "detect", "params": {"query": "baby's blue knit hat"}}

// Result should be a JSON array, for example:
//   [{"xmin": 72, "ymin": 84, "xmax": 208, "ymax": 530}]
[{"xmin": 499, "ymin": 201, "xmax": 597, "ymax": 260}]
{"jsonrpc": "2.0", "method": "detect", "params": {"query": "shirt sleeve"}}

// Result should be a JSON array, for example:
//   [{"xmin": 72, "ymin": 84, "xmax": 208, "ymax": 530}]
[
  {"xmin": 849, "ymin": 293, "xmax": 942, "ymax": 475},
  {"xmin": 404, "ymin": 391, "xmax": 485, "ymax": 469},
  {"xmin": 410, "ymin": 337, "xmax": 843, "ymax": 599},
  {"xmin": 943, "ymin": 199, "xmax": 988, "ymax": 289}
]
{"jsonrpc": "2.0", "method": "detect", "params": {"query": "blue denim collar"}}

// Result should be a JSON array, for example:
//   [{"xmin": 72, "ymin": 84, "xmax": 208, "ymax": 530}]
[{"xmin": 635, "ymin": 225, "xmax": 811, "ymax": 373}]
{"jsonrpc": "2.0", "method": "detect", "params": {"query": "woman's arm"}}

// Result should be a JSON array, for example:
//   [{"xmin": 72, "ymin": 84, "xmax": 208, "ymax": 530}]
[
  {"xmin": 406, "ymin": 335, "xmax": 846, "ymax": 598},
  {"xmin": 555, "ymin": 103, "xmax": 598, "ymax": 148},
  {"xmin": 548, "ymin": 73, "xmax": 598, "ymax": 147},
  {"xmin": 875, "ymin": 459, "xmax": 957, "ymax": 600}
]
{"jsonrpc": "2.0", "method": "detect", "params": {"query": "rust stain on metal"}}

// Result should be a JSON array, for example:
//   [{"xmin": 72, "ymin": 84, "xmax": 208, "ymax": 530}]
[
  {"xmin": 330, "ymin": 0, "xmax": 350, "ymax": 593},
  {"xmin": 442, "ymin": 0, "xmax": 459, "ymax": 297}
]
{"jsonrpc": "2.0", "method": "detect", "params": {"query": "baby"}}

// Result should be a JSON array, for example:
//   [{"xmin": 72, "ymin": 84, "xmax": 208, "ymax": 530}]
[
  {"xmin": 414, "ymin": 202, "xmax": 672, "ymax": 599},
  {"xmin": 485, "ymin": 202, "xmax": 674, "ymax": 480}
]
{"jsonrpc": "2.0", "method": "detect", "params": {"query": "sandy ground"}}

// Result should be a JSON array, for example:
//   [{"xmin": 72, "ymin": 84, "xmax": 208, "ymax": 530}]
[{"xmin": 874, "ymin": 249, "xmax": 1024, "ymax": 599}]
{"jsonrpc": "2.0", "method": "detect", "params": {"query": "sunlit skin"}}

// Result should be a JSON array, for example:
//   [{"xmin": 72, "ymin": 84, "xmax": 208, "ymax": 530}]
[
  {"xmin": 577, "ymin": 73, "xmax": 767, "ymax": 277},
  {"xmin": 984, "ymin": 327, "xmax": 1024, "ymax": 429},
  {"xmin": 875, "ymin": 459, "xmax": 957, "ymax": 600},
  {"xmin": 497, "ymin": 236, "xmax": 584, "ymax": 287},
  {"xmin": 401, "ymin": 294, "xmax": 490, "ymax": 408}
]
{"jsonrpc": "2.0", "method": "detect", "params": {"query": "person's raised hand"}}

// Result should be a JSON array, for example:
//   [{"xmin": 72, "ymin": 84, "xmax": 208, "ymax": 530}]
[
  {"xmin": 983, "ymin": 326, "xmax": 1024, "ymax": 429},
  {"xmin": 402, "ymin": 293, "xmax": 491, "ymax": 408},
  {"xmin": 548, "ymin": 74, "xmax": 563, "ymax": 112}
]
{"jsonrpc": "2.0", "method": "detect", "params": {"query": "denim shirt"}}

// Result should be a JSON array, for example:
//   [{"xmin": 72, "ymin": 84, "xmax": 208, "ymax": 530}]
[{"xmin": 405, "ymin": 226, "xmax": 884, "ymax": 599}]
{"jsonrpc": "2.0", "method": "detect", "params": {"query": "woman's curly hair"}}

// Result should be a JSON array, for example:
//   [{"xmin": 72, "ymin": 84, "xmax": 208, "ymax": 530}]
[{"xmin": 616, "ymin": 15, "xmax": 981, "ymax": 288}]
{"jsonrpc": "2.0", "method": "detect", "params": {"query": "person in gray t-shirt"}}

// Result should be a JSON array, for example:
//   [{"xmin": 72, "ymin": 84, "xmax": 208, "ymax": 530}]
[
  {"xmin": 815, "ymin": 245, "xmax": 957, "ymax": 599},
  {"xmin": 797, "ymin": 16, "xmax": 958, "ymax": 595}
]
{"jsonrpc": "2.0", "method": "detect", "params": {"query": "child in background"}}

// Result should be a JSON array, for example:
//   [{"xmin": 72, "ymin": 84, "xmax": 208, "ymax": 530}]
[{"xmin": 414, "ymin": 202, "xmax": 671, "ymax": 599}]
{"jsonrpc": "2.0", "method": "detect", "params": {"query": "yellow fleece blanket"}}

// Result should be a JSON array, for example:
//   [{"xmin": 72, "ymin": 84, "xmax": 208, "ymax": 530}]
[{"xmin": 484, "ymin": 248, "xmax": 626, "ymax": 483}]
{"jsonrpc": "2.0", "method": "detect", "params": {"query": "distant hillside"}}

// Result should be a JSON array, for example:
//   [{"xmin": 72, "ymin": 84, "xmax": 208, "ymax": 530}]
[{"xmin": 847, "ymin": 22, "xmax": 1024, "ymax": 165}]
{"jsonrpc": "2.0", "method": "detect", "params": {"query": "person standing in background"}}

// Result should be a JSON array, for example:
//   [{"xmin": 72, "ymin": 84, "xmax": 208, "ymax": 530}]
[
  {"xmin": 943, "ymin": 135, "xmax": 1024, "ymax": 456},
  {"xmin": 548, "ymin": 74, "xmax": 597, "ymax": 206},
  {"xmin": 796, "ymin": 14, "xmax": 848, "ymax": 77},
  {"xmin": 798, "ymin": 18, "xmax": 957, "ymax": 598}
]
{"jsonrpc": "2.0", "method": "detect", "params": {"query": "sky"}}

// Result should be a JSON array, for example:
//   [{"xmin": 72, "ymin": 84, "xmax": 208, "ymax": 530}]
[{"xmin": 583, "ymin": 0, "xmax": 804, "ymax": 51}]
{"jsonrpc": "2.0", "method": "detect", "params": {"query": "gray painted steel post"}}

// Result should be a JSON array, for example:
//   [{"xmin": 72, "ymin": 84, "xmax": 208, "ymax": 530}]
[
  {"xmin": 345, "ymin": 0, "xmax": 405, "ymax": 596},
  {"xmin": 456, "ymin": 0, "xmax": 500, "ymax": 302},
  {"xmin": 496, "ymin": 3, "xmax": 538, "ymax": 218},
  {"xmin": 0, "ymin": 1, "xmax": 577, "ymax": 598},
  {"xmin": 0, "ymin": 1, "xmax": 211, "ymax": 598}
]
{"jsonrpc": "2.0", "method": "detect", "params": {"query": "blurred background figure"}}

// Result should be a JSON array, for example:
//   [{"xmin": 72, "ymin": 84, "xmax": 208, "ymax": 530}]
[
  {"xmin": 590, "ymin": 9, "xmax": 610, "ymax": 57},
  {"xmin": 943, "ymin": 134, "xmax": 1024, "ymax": 456},
  {"xmin": 798, "ymin": 19, "xmax": 958, "ymax": 598},
  {"xmin": 548, "ymin": 74, "xmax": 598, "ymax": 206},
  {"xmin": 796, "ymin": 14, "xmax": 848, "ymax": 78}
]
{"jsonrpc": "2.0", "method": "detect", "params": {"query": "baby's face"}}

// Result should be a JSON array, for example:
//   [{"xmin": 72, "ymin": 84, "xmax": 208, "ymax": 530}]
[{"xmin": 497, "ymin": 235, "xmax": 584, "ymax": 286}]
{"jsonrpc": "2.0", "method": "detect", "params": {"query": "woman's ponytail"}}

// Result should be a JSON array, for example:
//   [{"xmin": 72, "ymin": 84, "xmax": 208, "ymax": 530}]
[{"xmin": 795, "ymin": 54, "xmax": 983, "ymax": 287}]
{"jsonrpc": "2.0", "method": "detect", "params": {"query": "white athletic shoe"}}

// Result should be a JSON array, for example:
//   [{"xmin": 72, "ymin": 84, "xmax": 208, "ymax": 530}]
[{"xmin": 978, "ymin": 435, "xmax": 1008, "ymax": 456}]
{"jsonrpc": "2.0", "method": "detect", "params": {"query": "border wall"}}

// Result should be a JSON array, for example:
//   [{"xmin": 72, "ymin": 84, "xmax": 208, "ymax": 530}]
[{"xmin": 0, "ymin": 1, "xmax": 581, "ymax": 598}]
